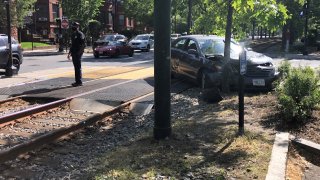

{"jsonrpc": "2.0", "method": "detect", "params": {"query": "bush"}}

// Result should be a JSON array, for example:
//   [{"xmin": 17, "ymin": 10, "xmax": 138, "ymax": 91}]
[{"xmin": 277, "ymin": 66, "xmax": 320, "ymax": 123}]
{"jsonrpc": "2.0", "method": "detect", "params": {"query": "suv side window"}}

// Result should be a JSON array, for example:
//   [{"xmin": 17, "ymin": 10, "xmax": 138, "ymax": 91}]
[
  {"xmin": 173, "ymin": 39, "xmax": 187, "ymax": 51},
  {"xmin": 186, "ymin": 39, "xmax": 198, "ymax": 51},
  {"xmin": 149, "ymin": 36, "xmax": 154, "ymax": 40}
]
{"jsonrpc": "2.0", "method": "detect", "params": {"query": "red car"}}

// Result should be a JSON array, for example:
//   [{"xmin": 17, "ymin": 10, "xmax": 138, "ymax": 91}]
[{"xmin": 93, "ymin": 41, "xmax": 134, "ymax": 58}]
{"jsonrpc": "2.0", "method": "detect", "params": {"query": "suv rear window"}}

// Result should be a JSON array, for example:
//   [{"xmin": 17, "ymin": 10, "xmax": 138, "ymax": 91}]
[
  {"xmin": 0, "ymin": 37, "xmax": 17, "ymax": 45},
  {"xmin": 0, "ymin": 38, "xmax": 5, "ymax": 46}
]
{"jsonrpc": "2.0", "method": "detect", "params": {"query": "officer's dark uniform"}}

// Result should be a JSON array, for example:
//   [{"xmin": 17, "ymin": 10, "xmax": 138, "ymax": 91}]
[{"xmin": 69, "ymin": 23, "xmax": 85, "ymax": 86}]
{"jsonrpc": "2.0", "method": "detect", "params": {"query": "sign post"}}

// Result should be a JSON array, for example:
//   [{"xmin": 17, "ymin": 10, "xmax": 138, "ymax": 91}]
[{"xmin": 238, "ymin": 50, "xmax": 247, "ymax": 135}]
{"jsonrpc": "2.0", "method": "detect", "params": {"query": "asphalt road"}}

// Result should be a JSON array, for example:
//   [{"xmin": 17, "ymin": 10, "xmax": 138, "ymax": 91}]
[{"xmin": 19, "ymin": 50, "xmax": 154, "ymax": 74}]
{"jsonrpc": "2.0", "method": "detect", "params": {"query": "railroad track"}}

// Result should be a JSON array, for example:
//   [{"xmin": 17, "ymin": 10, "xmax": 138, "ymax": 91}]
[{"xmin": 0, "ymin": 74, "xmax": 190, "ymax": 163}]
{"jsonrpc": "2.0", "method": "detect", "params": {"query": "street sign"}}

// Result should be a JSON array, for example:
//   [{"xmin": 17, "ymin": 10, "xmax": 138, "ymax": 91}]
[
  {"xmin": 61, "ymin": 19, "xmax": 69, "ymax": 29},
  {"xmin": 239, "ymin": 50, "xmax": 247, "ymax": 75}
]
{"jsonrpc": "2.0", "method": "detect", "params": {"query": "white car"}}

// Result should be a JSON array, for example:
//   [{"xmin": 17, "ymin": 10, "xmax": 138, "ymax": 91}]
[{"xmin": 128, "ymin": 34, "xmax": 154, "ymax": 52}]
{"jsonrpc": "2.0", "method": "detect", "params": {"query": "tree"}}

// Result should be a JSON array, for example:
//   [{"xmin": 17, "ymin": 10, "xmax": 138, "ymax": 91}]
[
  {"xmin": 60, "ymin": 0, "xmax": 104, "ymax": 33},
  {"xmin": 0, "ymin": 0, "xmax": 36, "ymax": 32},
  {"xmin": 88, "ymin": 20, "xmax": 101, "ymax": 42},
  {"xmin": 122, "ymin": 0, "xmax": 154, "ymax": 31}
]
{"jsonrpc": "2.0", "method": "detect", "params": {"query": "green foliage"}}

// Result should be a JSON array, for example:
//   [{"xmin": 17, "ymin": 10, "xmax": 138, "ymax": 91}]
[
  {"xmin": 122, "ymin": 0, "xmax": 154, "ymax": 29},
  {"xmin": 88, "ymin": 20, "xmax": 101, "ymax": 42},
  {"xmin": 0, "ymin": 0, "xmax": 36, "ymax": 29},
  {"xmin": 277, "ymin": 66, "xmax": 320, "ymax": 123},
  {"xmin": 60, "ymin": 0, "xmax": 104, "ymax": 33},
  {"xmin": 278, "ymin": 60, "xmax": 292, "ymax": 78}
]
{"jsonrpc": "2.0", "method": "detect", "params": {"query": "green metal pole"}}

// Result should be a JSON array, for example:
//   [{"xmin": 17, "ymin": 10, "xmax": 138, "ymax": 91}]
[{"xmin": 153, "ymin": 0, "xmax": 171, "ymax": 140}]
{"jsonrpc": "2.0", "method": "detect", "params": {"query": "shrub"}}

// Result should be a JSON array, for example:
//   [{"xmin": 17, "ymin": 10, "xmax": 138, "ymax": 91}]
[{"xmin": 277, "ymin": 66, "xmax": 320, "ymax": 123}]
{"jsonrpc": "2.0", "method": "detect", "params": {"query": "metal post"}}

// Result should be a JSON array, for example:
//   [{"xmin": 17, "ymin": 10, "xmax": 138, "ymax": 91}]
[
  {"xmin": 238, "ymin": 51, "xmax": 247, "ymax": 135},
  {"xmin": 154, "ymin": 0, "xmax": 171, "ymax": 140},
  {"xmin": 238, "ymin": 74, "xmax": 244, "ymax": 135},
  {"xmin": 58, "ymin": 19, "xmax": 63, "ymax": 52},
  {"xmin": 5, "ymin": 0, "xmax": 13, "ymax": 77},
  {"xmin": 32, "ymin": 4, "xmax": 37, "ymax": 51}
]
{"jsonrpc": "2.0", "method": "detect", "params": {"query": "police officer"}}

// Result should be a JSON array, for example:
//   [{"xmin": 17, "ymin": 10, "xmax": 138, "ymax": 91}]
[{"xmin": 67, "ymin": 22, "xmax": 85, "ymax": 87}]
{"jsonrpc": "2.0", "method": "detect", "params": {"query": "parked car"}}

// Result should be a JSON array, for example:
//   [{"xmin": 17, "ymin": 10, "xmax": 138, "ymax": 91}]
[
  {"xmin": 128, "ymin": 34, "xmax": 154, "ymax": 52},
  {"xmin": 171, "ymin": 35, "xmax": 279, "ymax": 90},
  {"xmin": 0, "ymin": 34, "xmax": 23, "ymax": 74},
  {"xmin": 93, "ymin": 34, "xmax": 127, "ymax": 49},
  {"xmin": 93, "ymin": 40, "xmax": 134, "ymax": 58}
]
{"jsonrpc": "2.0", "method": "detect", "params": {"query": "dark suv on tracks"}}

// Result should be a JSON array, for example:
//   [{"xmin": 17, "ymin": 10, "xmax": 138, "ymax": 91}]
[
  {"xmin": 0, "ymin": 34, "xmax": 23, "ymax": 74},
  {"xmin": 171, "ymin": 35, "xmax": 279, "ymax": 90}
]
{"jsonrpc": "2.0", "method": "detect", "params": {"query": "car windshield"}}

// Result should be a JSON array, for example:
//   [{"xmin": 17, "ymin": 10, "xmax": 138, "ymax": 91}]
[
  {"xmin": 198, "ymin": 39, "xmax": 242, "ymax": 59},
  {"xmin": 96, "ymin": 41, "xmax": 117, "ymax": 46},
  {"xmin": 98, "ymin": 35, "xmax": 116, "ymax": 41},
  {"xmin": 134, "ymin": 35, "xmax": 149, "ymax": 40}
]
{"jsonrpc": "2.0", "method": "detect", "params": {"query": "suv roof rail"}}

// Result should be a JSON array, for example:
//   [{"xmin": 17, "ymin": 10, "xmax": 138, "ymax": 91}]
[{"xmin": 0, "ymin": 34, "xmax": 7, "ymax": 36}]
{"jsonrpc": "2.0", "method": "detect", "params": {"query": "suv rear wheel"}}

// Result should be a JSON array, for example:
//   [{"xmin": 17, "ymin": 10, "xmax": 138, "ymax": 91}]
[{"xmin": 12, "ymin": 57, "xmax": 20, "ymax": 72}]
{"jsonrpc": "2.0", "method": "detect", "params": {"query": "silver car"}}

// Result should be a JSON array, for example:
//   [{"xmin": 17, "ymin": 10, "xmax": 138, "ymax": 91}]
[
  {"xmin": 128, "ymin": 34, "xmax": 154, "ymax": 52},
  {"xmin": 0, "ymin": 34, "xmax": 23, "ymax": 74}
]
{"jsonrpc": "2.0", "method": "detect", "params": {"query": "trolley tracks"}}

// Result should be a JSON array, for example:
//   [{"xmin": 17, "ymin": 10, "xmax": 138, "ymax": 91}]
[
  {"xmin": 0, "ymin": 65, "xmax": 191, "ymax": 163},
  {"xmin": 0, "ymin": 90, "xmax": 153, "ymax": 163}
]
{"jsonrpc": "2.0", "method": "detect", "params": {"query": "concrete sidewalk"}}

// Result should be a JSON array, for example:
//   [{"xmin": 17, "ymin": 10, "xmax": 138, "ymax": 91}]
[{"xmin": 23, "ymin": 47, "xmax": 93, "ymax": 57}]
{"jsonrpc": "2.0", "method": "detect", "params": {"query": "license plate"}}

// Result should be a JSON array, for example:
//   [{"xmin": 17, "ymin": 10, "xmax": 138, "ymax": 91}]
[
  {"xmin": 252, "ymin": 79, "xmax": 265, "ymax": 86},
  {"xmin": 99, "ymin": 51, "xmax": 103, "ymax": 54}
]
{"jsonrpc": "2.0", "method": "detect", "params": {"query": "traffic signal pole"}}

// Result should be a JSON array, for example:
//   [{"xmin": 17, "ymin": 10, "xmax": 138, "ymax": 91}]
[
  {"xmin": 153, "ymin": 0, "xmax": 171, "ymax": 140},
  {"xmin": 5, "ymin": 0, "xmax": 13, "ymax": 77}
]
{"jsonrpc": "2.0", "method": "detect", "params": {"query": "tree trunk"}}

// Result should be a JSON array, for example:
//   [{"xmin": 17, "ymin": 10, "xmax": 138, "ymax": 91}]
[
  {"xmin": 252, "ymin": 20, "xmax": 255, "ymax": 40},
  {"xmin": 187, "ymin": 0, "xmax": 192, "ymax": 34},
  {"xmin": 222, "ymin": 0, "xmax": 233, "ymax": 93}
]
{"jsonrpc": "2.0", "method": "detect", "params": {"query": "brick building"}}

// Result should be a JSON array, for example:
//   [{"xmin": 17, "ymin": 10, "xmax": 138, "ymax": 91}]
[
  {"xmin": 22, "ymin": 0, "xmax": 62, "ymax": 43},
  {"xmin": 98, "ymin": 0, "xmax": 134, "ymax": 34}
]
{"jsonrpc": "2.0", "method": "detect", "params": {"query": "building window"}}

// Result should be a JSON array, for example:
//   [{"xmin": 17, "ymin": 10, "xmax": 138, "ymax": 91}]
[
  {"xmin": 128, "ymin": 18, "xmax": 131, "ymax": 26},
  {"xmin": 119, "ymin": 15, "xmax": 124, "ymax": 26},
  {"xmin": 42, "ymin": 29, "xmax": 48, "ymax": 35},
  {"xmin": 52, "ymin": 4, "xmax": 59, "ymax": 19}
]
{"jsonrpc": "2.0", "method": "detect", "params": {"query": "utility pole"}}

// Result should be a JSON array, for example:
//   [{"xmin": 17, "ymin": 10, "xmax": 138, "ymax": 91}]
[
  {"xmin": 5, "ymin": 0, "xmax": 13, "ymax": 77},
  {"xmin": 154, "ymin": 0, "xmax": 171, "ymax": 140}
]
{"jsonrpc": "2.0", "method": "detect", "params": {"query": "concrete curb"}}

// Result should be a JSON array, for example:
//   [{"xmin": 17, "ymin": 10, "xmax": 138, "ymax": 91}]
[
  {"xmin": 291, "ymin": 136, "xmax": 320, "ymax": 155},
  {"xmin": 266, "ymin": 132, "xmax": 289, "ymax": 180},
  {"xmin": 265, "ymin": 133, "xmax": 320, "ymax": 180},
  {"xmin": 23, "ymin": 52, "xmax": 65, "ymax": 57}
]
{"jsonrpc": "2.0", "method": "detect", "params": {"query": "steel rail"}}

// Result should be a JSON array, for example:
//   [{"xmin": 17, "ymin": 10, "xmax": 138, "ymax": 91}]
[
  {"xmin": 0, "ymin": 91, "xmax": 155, "ymax": 163},
  {"xmin": 0, "ymin": 78, "xmax": 148, "ymax": 125},
  {"xmin": 0, "ymin": 95, "xmax": 25, "ymax": 104}
]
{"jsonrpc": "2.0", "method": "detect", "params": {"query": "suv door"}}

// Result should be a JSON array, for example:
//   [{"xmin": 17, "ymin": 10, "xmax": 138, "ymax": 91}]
[
  {"xmin": 0, "ymin": 38, "xmax": 8, "ymax": 67},
  {"xmin": 183, "ymin": 39, "xmax": 202, "ymax": 78},
  {"xmin": 171, "ymin": 38, "xmax": 187, "ymax": 75}
]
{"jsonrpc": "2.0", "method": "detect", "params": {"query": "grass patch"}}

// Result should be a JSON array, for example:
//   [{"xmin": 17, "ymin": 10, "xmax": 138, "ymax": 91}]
[
  {"xmin": 21, "ymin": 42, "xmax": 51, "ymax": 49},
  {"xmin": 92, "ymin": 118, "xmax": 273, "ymax": 179}
]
